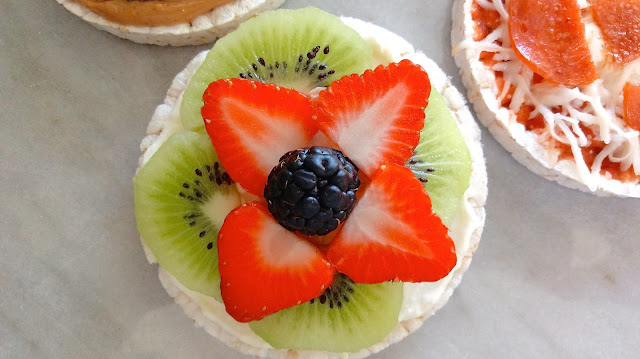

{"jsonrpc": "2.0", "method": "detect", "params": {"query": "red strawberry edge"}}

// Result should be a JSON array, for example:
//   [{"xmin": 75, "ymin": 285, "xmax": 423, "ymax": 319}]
[
  {"xmin": 326, "ymin": 163, "xmax": 457, "ymax": 284},
  {"xmin": 313, "ymin": 59, "xmax": 431, "ymax": 177},
  {"xmin": 202, "ymin": 78, "xmax": 318, "ymax": 196},
  {"xmin": 218, "ymin": 202, "xmax": 335, "ymax": 322}
]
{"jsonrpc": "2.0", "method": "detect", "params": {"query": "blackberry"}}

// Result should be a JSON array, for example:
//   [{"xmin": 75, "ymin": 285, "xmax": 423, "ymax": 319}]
[{"xmin": 264, "ymin": 147, "xmax": 361, "ymax": 236}]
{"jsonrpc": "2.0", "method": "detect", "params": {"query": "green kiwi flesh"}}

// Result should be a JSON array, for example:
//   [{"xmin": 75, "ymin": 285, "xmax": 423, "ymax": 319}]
[
  {"xmin": 407, "ymin": 88, "xmax": 472, "ymax": 227},
  {"xmin": 180, "ymin": 7, "xmax": 373, "ymax": 132},
  {"xmin": 249, "ymin": 274, "xmax": 403, "ymax": 353},
  {"xmin": 134, "ymin": 132, "xmax": 241, "ymax": 301}
]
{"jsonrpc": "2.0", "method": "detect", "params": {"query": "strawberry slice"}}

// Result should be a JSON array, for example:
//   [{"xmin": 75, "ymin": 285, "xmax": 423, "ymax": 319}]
[
  {"xmin": 202, "ymin": 79, "xmax": 317, "ymax": 196},
  {"xmin": 326, "ymin": 163, "xmax": 456, "ymax": 284},
  {"xmin": 313, "ymin": 60, "xmax": 430, "ymax": 177},
  {"xmin": 218, "ymin": 202, "xmax": 335, "ymax": 322}
]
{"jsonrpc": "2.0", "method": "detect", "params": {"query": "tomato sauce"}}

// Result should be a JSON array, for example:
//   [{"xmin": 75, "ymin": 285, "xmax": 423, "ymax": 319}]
[{"xmin": 471, "ymin": 1, "xmax": 502, "ymax": 42}]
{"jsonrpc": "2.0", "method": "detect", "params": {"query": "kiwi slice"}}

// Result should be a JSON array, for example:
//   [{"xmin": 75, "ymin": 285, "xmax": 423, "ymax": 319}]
[
  {"xmin": 134, "ymin": 132, "xmax": 241, "ymax": 301},
  {"xmin": 407, "ymin": 88, "xmax": 472, "ymax": 227},
  {"xmin": 181, "ymin": 7, "xmax": 373, "ymax": 132},
  {"xmin": 249, "ymin": 274, "xmax": 403, "ymax": 353}
]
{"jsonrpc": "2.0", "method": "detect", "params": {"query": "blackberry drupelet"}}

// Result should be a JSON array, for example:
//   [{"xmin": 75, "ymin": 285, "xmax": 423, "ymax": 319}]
[{"xmin": 264, "ymin": 147, "xmax": 361, "ymax": 235}]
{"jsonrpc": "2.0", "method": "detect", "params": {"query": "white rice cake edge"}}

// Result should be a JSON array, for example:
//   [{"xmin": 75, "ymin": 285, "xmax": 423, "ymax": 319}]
[{"xmin": 55, "ymin": 0, "xmax": 285, "ymax": 46}]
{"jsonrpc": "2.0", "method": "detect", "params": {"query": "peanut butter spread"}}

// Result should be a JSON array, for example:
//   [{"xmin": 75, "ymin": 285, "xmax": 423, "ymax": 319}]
[{"xmin": 74, "ymin": 0, "xmax": 235, "ymax": 27}]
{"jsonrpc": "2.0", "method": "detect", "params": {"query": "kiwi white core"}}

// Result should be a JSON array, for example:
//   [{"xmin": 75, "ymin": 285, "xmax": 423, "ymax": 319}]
[
  {"xmin": 140, "ymin": 16, "xmax": 487, "ymax": 359},
  {"xmin": 200, "ymin": 191, "xmax": 242, "ymax": 229}
]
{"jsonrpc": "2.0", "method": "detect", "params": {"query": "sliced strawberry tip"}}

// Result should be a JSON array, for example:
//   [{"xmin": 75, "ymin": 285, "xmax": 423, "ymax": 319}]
[
  {"xmin": 313, "ymin": 60, "xmax": 430, "ymax": 177},
  {"xmin": 218, "ymin": 202, "xmax": 335, "ymax": 322},
  {"xmin": 202, "ymin": 79, "xmax": 318, "ymax": 196},
  {"xmin": 507, "ymin": 0, "xmax": 598, "ymax": 86},
  {"xmin": 326, "ymin": 163, "xmax": 456, "ymax": 284}
]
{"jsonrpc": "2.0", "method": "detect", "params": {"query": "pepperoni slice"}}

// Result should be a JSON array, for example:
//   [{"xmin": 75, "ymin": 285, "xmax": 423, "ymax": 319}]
[
  {"xmin": 624, "ymin": 83, "xmax": 640, "ymax": 131},
  {"xmin": 592, "ymin": 0, "xmax": 640, "ymax": 65},
  {"xmin": 507, "ymin": 0, "xmax": 598, "ymax": 87}
]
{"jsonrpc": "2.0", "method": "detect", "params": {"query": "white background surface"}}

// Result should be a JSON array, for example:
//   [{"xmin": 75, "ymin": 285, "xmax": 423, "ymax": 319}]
[{"xmin": 1, "ymin": 1, "xmax": 639, "ymax": 358}]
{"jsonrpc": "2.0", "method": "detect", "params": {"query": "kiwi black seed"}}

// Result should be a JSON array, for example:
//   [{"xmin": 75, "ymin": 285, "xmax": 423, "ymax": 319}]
[
  {"xmin": 134, "ymin": 132, "xmax": 241, "ymax": 301},
  {"xmin": 178, "ymin": 162, "xmax": 233, "ymax": 246},
  {"xmin": 236, "ymin": 45, "xmax": 337, "ymax": 83},
  {"xmin": 181, "ymin": 7, "xmax": 374, "ymax": 132},
  {"xmin": 249, "ymin": 274, "xmax": 403, "ymax": 352},
  {"xmin": 309, "ymin": 274, "xmax": 355, "ymax": 309}
]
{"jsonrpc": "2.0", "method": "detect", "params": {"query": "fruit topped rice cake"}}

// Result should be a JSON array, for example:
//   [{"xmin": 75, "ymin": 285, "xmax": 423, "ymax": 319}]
[{"xmin": 134, "ymin": 7, "xmax": 488, "ymax": 358}]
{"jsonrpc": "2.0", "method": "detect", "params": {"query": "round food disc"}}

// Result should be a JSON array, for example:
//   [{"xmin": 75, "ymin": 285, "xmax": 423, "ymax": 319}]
[{"xmin": 137, "ymin": 16, "xmax": 487, "ymax": 358}]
